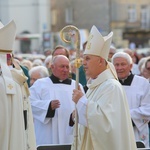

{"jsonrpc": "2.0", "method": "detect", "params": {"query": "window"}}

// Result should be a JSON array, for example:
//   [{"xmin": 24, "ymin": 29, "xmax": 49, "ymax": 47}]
[
  {"xmin": 128, "ymin": 5, "xmax": 137, "ymax": 22},
  {"xmin": 65, "ymin": 7, "xmax": 73, "ymax": 23},
  {"xmin": 141, "ymin": 5, "xmax": 150, "ymax": 29}
]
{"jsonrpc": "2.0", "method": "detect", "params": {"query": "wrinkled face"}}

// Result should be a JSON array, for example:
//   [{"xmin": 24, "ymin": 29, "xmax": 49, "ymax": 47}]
[
  {"xmin": 145, "ymin": 61, "xmax": 150, "ymax": 78},
  {"xmin": 146, "ymin": 61, "xmax": 150, "ymax": 72},
  {"xmin": 113, "ymin": 57, "xmax": 132, "ymax": 79},
  {"xmin": 83, "ymin": 54, "xmax": 102, "ymax": 79},
  {"xmin": 51, "ymin": 57, "xmax": 70, "ymax": 80},
  {"xmin": 30, "ymin": 72, "xmax": 41, "ymax": 86},
  {"xmin": 141, "ymin": 67, "xmax": 150, "ymax": 79},
  {"xmin": 108, "ymin": 49, "xmax": 115, "ymax": 60}
]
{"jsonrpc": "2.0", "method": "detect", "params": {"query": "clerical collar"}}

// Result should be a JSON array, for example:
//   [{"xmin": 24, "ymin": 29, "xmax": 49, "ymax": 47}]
[
  {"xmin": 50, "ymin": 74, "xmax": 71, "ymax": 85},
  {"xmin": 119, "ymin": 73, "xmax": 134, "ymax": 85}
]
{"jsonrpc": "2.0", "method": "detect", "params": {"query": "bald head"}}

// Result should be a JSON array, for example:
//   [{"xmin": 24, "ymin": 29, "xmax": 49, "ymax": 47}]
[
  {"xmin": 51, "ymin": 55, "xmax": 70, "ymax": 80},
  {"xmin": 52, "ymin": 55, "xmax": 69, "ymax": 65}
]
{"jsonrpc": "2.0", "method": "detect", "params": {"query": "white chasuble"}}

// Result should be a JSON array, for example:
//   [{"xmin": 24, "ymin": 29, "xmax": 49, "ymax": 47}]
[
  {"xmin": 0, "ymin": 67, "xmax": 36, "ymax": 150},
  {"xmin": 11, "ymin": 68, "xmax": 37, "ymax": 150},
  {"xmin": 71, "ymin": 69, "xmax": 137, "ymax": 150},
  {"xmin": 0, "ymin": 71, "xmax": 25, "ymax": 150}
]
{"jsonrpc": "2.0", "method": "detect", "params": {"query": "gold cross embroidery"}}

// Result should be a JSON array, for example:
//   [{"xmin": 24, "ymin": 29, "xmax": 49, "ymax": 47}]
[{"xmin": 7, "ymin": 84, "xmax": 13, "ymax": 90}]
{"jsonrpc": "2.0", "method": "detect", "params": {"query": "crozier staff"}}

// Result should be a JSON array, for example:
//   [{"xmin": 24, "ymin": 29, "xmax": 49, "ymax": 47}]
[{"xmin": 60, "ymin": 25, "xmax": 81, "ymax": 150}]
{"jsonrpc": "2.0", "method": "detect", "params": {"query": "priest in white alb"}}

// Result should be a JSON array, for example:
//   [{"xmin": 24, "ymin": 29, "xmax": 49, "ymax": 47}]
[
  {"xmin": 112, "ymin": 51, "xmax": 150, "ymax": 148},
  {"xmin": 29, "ymin": 55, "xmax": 84, "ymax": 146}
]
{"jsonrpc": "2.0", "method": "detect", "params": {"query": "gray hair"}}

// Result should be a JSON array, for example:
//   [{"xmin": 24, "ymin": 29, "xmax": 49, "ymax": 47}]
[
  {"xmin": 32, "ymin": 59, "xmax": 43, "ymax": 67},
  {"xmin": 138, "ymin": 57, "xmax": 147, "ymax": 71},
  {"xmin": 29, "ymin": 66, "xmax": 49, "ymax": 78},
  {"xmin": 44, "ymin": 55, "xmax": 52, "ymax": 65},
  {"xmin": 110, "ymin": 45, "xmax": 116, "ymax": 53},
  {"xmin": 111, "ymin": 52, "xmax": 133, "ymax": 65}
]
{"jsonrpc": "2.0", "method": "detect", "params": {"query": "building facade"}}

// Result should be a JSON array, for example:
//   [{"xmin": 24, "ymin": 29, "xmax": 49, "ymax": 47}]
[
  {"xmin": 51, "ymin": 0, "xmax": 111, "ymax": 33},
  {"xmin": 111, "ymin": 0, "xmax": 150, "ymax": 48},
  {"xmin": 0, "ymin": 0, "xmax": 51, "ymax": 53},
  {"xmin": 51, "ymin": 0, "xmax": 150, "ymax": 49},
  {"xmin": 0, "ymin": 0, "xmax": 149, "ymax": 52}
]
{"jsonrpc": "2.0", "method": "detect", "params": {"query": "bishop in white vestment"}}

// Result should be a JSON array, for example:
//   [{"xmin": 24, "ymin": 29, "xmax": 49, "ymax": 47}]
[
  {"xmin": 0, "ymin": 20, "xmax": 36, "ymax": 150},
  {"xmin": 71, "ymin": 26, "xmax": 137, "ymax": 150}
]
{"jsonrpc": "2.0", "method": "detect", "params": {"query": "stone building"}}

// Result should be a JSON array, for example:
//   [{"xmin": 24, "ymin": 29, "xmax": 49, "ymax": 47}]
[
  {"xmin": 0, "ymin": 0, "xmax": 149, "ymax": 51},
  {"xmin": 51, "ymin": 0, "xmax": 110, "ymax": 33},
  {"xmin": 111, "ymin": 0, "xmax": 150, "ymax": 48},
  {"xmin": 0, "ymin": 0, "xmax": 51, "ymax": 53},
  {"xmin": 50, "ymin": 0, "xmax": 150, "ymax": 48}
]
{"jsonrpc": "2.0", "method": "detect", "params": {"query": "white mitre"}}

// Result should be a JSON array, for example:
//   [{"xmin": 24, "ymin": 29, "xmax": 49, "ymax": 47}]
[
  {"xmin": 0, "ymin": 20, "xmax": 17, "ymax": 94},
  {"xmin": 84, "ymin": 25, "xmax": 118, "ymax": 79}
]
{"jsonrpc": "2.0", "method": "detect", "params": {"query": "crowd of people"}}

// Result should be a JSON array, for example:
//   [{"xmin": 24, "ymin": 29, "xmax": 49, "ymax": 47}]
[{"xmin": 0, "ymin": 19, "xmax": 150, "ymax": 150}]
